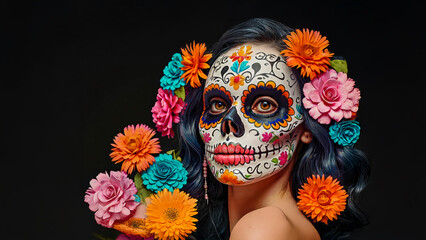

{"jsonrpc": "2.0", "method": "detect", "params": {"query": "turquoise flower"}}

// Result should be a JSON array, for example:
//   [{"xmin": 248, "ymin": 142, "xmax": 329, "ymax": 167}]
[
  {"xmin": 160, "ymin": 53, "xmax": 186, "ymax": 91},
  {"xmin": 329, "ymin": 120, "xmax": 361, "ymax": 147},
  {"xmin": 142, "ymin": 153, "xmax": 187, "ymax": 192}
]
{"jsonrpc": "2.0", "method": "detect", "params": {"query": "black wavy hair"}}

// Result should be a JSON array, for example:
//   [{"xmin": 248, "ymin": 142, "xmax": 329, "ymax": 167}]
[{"xmin": 178, "ymin": 18, "xmax": 370, "ymax": 240}]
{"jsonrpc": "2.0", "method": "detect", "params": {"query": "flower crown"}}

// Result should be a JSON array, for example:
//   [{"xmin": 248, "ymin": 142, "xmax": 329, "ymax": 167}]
[{"xmin": 84, "ymin": 29, "xmax": 361, "ymax": 240}]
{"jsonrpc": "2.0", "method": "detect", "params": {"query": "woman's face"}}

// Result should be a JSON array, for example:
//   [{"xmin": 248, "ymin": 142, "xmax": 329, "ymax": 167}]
[{"xmin": 198, "ymin": 43, "xmax": 304, "ymax": 185}]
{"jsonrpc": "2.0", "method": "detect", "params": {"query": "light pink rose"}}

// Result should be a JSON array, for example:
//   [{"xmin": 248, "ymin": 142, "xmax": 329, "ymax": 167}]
[
  {"xmin": 84, "ymin": 171, "xmax": 139, "ymax": 228},
  {"xmin": 151, "ymin": 88, "xmax": 185, "ymax": 138},
  {"xmin": 302, "ymin": 69, "xmax": 360, "ymax": 124}
]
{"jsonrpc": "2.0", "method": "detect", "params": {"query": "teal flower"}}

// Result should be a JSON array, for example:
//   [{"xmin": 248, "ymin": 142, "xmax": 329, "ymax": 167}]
[
  {"xmin": 329, "ymin": 120, "xmax": 361, "ymax": 147},
  {"xmin": 160, "ymin": 53, "xmax": 186, "ymax": 91},
  {"xmin": 142, "ymin": 153, "xmax": 187, "ymax": 192}
]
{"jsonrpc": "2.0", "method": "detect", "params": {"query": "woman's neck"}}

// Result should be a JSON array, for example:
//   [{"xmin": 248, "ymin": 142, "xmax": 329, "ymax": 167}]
[{"xmin": 227, "ymin": 163, "xmax": 295, "ymax": 231}]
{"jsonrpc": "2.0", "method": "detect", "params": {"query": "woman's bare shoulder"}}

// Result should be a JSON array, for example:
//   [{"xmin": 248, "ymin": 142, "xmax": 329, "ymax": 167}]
[{"xmin": 229, "ymin": 206, "xmax": 319, "ymax": 240}]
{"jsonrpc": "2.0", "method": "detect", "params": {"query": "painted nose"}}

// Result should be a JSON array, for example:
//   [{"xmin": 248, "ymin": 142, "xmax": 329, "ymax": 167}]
[{"xmin": 221, "ymin": 107, "xmax": 245, "ymax": 137}]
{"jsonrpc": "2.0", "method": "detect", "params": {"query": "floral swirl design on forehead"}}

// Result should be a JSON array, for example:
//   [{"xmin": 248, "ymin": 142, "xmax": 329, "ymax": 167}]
[{"xmin": 209, "ymin": 47, "xmax": 288, "ymax": 86}]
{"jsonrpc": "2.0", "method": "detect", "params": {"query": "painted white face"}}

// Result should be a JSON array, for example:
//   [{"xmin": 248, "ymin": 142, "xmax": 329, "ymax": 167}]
[{"xmin": 199, "ymin": 44, "xmax": 304, "ymax": 185}]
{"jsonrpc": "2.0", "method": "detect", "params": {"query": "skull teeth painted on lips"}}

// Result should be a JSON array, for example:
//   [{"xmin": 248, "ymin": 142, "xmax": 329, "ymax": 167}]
[{"xmin": 205, "ymin": 142, "xmax": 283, "ymax": 166}]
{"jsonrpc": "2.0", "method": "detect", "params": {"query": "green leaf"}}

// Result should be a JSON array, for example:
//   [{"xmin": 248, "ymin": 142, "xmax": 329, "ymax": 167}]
[
  {"xmin": 174, "ymin": 86, "xmax": 186, "ymax": 101},
  {"xmin": 137, "ymin": 186, "xmax": 154, "ymax": 204},
  {"xmin": 269, "ymin": 136, "xmax": 279, "ymax": 143},
  {"xmin": 271, "ymin": 158, "xmax": 278, "ymax": 164},
  {"xmin": 329, "ymin": 59, "xmax": 348, "ymax": 74},
  {"xmin": 134, "ymin": 173, "xmax": 154, "ymax": 204},
  {"xmin": 245, "ymin": 174, "xmax": 251, "ymax": 178},
  {"xmin": 166, "ymin": 149, "xmax": 182, "ymax": 161},
  {"xmin": 134, "ymin": 173, "xmax": 143, "ymax": 189}
]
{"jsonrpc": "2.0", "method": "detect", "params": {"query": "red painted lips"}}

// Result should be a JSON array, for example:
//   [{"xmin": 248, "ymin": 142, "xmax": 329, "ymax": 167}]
[{"xmin": 212, "ymin": 143, "xmax": 255, "ymax": 166}]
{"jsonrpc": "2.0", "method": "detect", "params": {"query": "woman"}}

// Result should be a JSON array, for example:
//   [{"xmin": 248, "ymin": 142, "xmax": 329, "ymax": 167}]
[{"xmin": 178, "ymin": 18, "xmax": 369, "ymax": 240}]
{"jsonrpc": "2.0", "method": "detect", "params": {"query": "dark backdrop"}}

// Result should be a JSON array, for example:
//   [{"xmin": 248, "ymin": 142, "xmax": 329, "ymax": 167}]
[{"xmin": 2, "ymin": 0, "xmax": 425, "ymax": 239}]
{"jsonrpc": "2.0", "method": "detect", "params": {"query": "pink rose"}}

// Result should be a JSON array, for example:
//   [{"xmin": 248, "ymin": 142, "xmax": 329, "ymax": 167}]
[
  {"xmin": 84, "ymin": 171, "xmax": 139, "ymax": 228},
  {"xmin": 302, "ymin": 69, "xmax": 360, "ymax": 124},
  {"xmin": 151, "ymin": 88, "xmax": 185, "ymax": 138}
]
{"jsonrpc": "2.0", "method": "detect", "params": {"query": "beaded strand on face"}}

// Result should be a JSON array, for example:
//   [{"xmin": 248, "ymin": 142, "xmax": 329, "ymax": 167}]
[{"xmin": 203, "ymin": 156, "xmax": 209, "ymax": 204}]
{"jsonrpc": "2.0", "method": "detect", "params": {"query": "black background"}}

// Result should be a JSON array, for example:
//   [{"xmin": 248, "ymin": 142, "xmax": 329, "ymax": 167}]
[{"xmin": 2, "ymin": 0, "xmax": 426, "ymax": 239}]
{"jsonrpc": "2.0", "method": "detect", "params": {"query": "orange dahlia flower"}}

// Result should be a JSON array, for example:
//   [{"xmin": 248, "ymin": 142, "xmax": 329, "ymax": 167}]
[
  {"xmin": 281, "ymin": 29, "xmax": 334, "ymax": 80},
  {"xmin": 110, "ymin": 124, "xmax": 161, "ymax": 174},
  {"xmin": 146, "ymin": 189, "xmax": 198, "ymax": 240},
  {"xmin": 113, "ymin": 218, "xmax": 152, "ymax": 238},
  {"xmin": 218, "ymin": 169, "xmax": 244, "ymax": 185},
  {"xmin": 180, "ymin": 41, "xmax": 212, "ymax": 88},
  {"xmin": 297, "ymin": 174, "xmax": 348, "ymax": 224}
]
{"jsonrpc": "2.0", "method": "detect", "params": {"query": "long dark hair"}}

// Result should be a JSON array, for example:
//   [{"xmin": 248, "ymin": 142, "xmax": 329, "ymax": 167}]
[{"xmin": 178, "ymin": 18, "xmax": 370, "ymax": 240}]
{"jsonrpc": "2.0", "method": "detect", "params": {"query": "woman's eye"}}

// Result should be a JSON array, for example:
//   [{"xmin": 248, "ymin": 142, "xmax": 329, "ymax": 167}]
[
  {"xmin": 209, "ymin": 97, "xmax": 228, "ymax": 114},
  {"xmin": 251, "ymin": 96, "xmax": 278, "ymax": 115}
]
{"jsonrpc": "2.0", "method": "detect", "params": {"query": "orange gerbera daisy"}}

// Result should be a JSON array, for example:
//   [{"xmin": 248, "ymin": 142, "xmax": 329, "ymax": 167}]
[
  {"xmin": 281, "ymin": 29, "xmax": 334, "ymax": 80},
  {"xmin": 113, "ymin": 218, "xmax": 152, "ymax": 238},
  {"xmin": 297, "ymin": 174, "xmax": 348, "ymax": 224},
  {"xmin": 218, "ymin": 169, "xmax": 244, "ymax": 185},
  {"xmin": 180, "ymin": 41, "xmax": 212, "ymax": 88},
  {"xmin": 230, "ymin": 45, "xmax": 253, "ymax": 63},
  {"xmin": 110, "ymin": 124, "xmax": 161, "ymax": 174},
  {"xmin": 146, "ymin": 189, "xmax": 198, "ymax": 240}
]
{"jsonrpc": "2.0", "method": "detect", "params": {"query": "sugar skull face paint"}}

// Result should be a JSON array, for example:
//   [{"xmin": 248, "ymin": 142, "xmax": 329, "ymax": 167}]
[{"xmin": 199, "ymin": 44, "xmax": 304, "ymax": 185}]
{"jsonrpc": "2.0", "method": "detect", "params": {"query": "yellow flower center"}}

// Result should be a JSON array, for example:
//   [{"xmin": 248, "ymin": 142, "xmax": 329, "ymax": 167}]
[
  {"xmin": 317, "ymin": 190, "xmax": 331, "ymax": 206},
  {"xmin": 129, "ymin": 219, "xmax": 145, "ymax": 229},
  {"xmin": 303, "ymin": 44, "xmax": 316, "ymax": 57},
  {"xmin": 164, "ymin": 207, "xmax": 179, "ymax": 222},
  {"xmin": 127, "ymin": 137, "xmax": 139, "ymax": 152}
]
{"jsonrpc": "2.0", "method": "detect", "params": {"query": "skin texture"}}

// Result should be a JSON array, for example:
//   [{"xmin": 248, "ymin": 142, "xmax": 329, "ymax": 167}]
[{"xmin": 202, "ymin": 44, "xmax": 320, "ymax": 240}]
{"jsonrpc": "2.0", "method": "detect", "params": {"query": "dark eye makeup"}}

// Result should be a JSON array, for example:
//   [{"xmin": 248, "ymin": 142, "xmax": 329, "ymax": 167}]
[
  {"xmin": 243, "ymin": 86, "xmax": 289, "ymax": 121},
  {"xmin": 202, "ymin": 88, "xmax": 232, "ymax": 123}
]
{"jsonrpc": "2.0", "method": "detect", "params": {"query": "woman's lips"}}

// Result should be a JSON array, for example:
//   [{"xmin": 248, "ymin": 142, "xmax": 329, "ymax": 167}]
[{"xmin": 211, "ymin": 143, "xmax": 255, "ymax": 166}]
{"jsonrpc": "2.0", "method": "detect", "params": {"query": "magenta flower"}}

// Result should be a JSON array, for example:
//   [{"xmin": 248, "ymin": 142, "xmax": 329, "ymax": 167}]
[
  {"xmin": 279, "ymin": 151, "xmax": 288, "ymax": 165},
  {"xmin": 116, "ymin": 234, "xmax": 154, "ymax": 240},
  {"xmin": 302, "ymin": 69, "xmax": 361, "ymax": 124},
  {"xmin": 151, "ymin": 88, "xmax": 185, "ymax": 138},
  {"xmin": 203, "ymin": 132, "xmax": 211, "ymax": 143},
  {"xmin": 261, "ymin": 132, "xmax": 272, "ymax": 142},
  {"xmin": 84, "ymin": 171, "xmax": 139, "ymax": 228}
]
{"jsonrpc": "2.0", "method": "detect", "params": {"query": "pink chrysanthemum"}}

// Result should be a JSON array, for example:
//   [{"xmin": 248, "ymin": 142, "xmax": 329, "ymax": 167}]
[
  {"xmin": 302, "ymin": 69, "xmax": 360, "ymax": 124},
  {"xmin": 151, "ymin": 88, "xmax": 185, "ymax": 138},
  {"xmin": 84, "ymin": 171, "xmax": 139, "ymax": 228}
]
